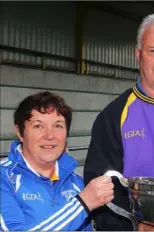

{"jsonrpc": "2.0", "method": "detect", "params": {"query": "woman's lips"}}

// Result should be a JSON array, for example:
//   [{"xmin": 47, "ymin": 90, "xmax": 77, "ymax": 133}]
[{"xmin": 40, "ymin": 145, "xmax": 57, "ymax": 149}]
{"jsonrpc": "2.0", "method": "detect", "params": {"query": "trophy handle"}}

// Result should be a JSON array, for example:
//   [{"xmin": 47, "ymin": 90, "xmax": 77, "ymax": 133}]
[{"xmin": 104, "ymin": 170, "xmax": 138, "ymax": 231}]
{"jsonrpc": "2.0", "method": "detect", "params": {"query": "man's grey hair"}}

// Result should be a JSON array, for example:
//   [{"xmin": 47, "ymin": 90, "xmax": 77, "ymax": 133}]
[{"xmin": 136, "ymin": 14, "xmax": 154, "ymax": 50}]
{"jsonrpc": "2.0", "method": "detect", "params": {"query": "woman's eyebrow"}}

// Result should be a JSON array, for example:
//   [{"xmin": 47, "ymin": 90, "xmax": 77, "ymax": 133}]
[
  {"xmin": 54, "ymin": 120, "xmax": 65, "ymax": 123},
  {"xmin": 30, "ymin": 120, "xmax": 42, "ymax": 123}
]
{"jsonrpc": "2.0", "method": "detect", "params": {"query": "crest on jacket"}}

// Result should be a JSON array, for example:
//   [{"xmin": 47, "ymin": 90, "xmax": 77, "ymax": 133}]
[
  {"xmin": 8, "ymin": 171, "xmax": 21, "ymax": 192},
  {"xmin": 61, "ymin": 189, "xmax": 76, "ymax": 201}
]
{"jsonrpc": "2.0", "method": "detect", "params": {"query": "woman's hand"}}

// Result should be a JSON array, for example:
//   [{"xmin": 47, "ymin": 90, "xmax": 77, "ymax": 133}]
[{"xmin": 79, "ymin": 176, "xmax": 114, "ymax": 211}]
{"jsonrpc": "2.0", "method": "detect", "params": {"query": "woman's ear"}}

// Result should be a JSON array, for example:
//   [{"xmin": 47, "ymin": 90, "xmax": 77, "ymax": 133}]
[{"xmin": 14, "ymin": 125, "xmax": 24, "ymax": 142}]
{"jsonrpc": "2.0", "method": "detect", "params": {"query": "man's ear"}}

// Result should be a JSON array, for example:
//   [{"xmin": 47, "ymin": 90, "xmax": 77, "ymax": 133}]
[
  {"xmin": 135, "ymin": 47, "xmax": 140, "ymax": 61},
  {"xmin": 14, "ymin": 125, "xmax": 24, "ymax": 142}
]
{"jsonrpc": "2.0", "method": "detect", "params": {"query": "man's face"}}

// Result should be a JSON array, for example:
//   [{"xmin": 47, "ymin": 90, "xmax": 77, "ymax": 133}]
[
  {"xmin": 16, "ymin": 109, "xmax": 67, "ymax": 168},
  {"xmin": 136, "ymin": 25, "xmax": 154, "ymax": 86}
]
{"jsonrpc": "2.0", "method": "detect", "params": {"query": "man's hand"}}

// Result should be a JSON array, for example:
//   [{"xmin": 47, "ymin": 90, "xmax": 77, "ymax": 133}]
[
  {"xmin": 79, "ymin": 176, "xmax": 114, "ymax": 211},
  {"xmin": 138, "ymin": 222, "xmax": 154, "ymax": 231}
]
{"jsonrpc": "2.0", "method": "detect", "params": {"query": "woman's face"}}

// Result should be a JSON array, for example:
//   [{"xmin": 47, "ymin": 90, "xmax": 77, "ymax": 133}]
[{"xmin": 16, "ymin": 109, "xmax": 67, "ymax": 168}]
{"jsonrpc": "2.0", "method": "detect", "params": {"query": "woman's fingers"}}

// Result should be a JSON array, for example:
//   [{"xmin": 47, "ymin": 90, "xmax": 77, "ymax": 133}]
[{"xmin": 79, "ymin": 175, "xmax": 114, "ymax": 211}]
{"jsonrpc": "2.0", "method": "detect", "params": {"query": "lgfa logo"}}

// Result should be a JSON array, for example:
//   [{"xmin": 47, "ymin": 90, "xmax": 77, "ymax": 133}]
[
  {"xmin": 23, "ymin": 192, "xmax": 43, "ymax": 203},
  {"xmin": 124, "ymin": 128, "xmax": 145, "ymax": 139}
]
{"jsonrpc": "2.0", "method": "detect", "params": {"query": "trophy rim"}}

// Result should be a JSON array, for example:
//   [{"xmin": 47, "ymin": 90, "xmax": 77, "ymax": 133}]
[{"xmin": 128, "ymin": 177, "xmax": 154, "ymax": 185}]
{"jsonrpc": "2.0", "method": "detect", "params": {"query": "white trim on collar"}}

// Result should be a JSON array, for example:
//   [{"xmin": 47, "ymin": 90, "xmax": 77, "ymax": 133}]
[{"xmin": 16, "ymin": 144, "xmax": 59, "ymax": 178}]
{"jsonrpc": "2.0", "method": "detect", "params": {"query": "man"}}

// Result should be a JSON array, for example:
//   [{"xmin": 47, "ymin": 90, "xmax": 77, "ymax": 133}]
[
  {"xmin": 84, "ymin": 14, "xmax": 154, "ymax": 231},
  {"xmin": 0, "ymin": 91, "xmax": 114, "ymax": 231}
]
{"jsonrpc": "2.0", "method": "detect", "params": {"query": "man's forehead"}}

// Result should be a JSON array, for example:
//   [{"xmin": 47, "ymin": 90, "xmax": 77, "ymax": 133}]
[{"xmin": 142, "ymin": 25, "xmax": 154, "ymax": 43}]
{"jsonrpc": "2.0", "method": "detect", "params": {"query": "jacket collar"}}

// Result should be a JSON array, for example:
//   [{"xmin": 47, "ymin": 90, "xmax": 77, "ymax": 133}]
[
  {"xmin": 136, "ymin": 76, "xmax": 150, "ymax": 97},
  {"xmin": 133, "ymin": 77, "xmax": 154, "ymax": 104}
]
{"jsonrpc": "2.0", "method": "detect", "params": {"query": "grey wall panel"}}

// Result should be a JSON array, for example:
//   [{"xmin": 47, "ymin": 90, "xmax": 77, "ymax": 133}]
[
  {"xmin": 2, "ymin": 2, "xmax": 76, "ymax": 58},
  {"xmin": 0, "ymin": 109, "xmax": 98, "ymax": 138},
  {"xmin": 0, "ymin": 140, "xmax": 12, "ymax": 154},
  {"xmin": 71, "ymin": 112, "xmax": 98, "ymax": 133},
  {"xmin": 74, "ymin": 166, "xmax": 84, "ymax": 177},
  {"xmin": 1, "ymin": 65, "xmax": 135, "ymax": 95},
  {"xmin": 67, "ymin": 136, "xmax": 91, "ymax": 148},
  {"xmin": 0, "ymin": 86, "xmax": 118, "ymax": 111},
  {"xmin": 69, "ymin": 149, "xmax": 88, "ymax": 163},
  {"xmin": 0, "ymin": 110, "xmax": 15, "ymax": 138}
]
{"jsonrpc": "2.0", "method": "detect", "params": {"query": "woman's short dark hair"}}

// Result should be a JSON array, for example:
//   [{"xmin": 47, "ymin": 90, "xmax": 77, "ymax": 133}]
[{"xmin": 14, "ymin": 91, "xmax": 72, "ymax": 137}]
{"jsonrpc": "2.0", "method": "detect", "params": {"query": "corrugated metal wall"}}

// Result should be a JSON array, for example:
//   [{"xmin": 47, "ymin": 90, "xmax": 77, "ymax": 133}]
[
  {"xmin": 1, "ymin": 2, "xmax": 76, "ymax": 71},
  {"xmin": 83, "ymin": 9, "xmax": 139, "ymax": 79},
  {"xmin": 1, "ymin": 2, "xmax": 139, "ymax": 79}
]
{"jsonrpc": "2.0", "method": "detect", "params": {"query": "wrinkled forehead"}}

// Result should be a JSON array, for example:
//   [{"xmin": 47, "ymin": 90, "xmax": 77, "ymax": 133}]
[{"xmin": 141, "ymin": 25, "xmax": 154, "ymax": 47}]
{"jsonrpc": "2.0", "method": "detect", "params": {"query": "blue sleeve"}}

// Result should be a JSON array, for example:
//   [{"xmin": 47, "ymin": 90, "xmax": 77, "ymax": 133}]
[
  {"xmin": 0, "ymin": 176, "xmax": 34, "ymax": 230},
  {"xmin": 0, "ymin": 174, "xmax": 93, "ymax": 231},
  {"xmin": 82, "ymin": 222, "xmax": 94, "ymax": 231},
  {"xmin": 77, "ymin": 217, "xmax": 94, "ymax": 231}
]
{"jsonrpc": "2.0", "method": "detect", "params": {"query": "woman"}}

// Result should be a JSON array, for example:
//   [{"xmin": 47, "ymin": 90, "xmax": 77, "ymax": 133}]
[{"xmin": 0, "ymin": 91, "xmax": 114, "ymax": 231}]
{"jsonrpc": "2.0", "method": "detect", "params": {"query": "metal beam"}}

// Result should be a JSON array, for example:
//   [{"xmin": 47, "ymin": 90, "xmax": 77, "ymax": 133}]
[{"xmin": 75, "ymin": 2, "xmax": 88, "ymax": 75}]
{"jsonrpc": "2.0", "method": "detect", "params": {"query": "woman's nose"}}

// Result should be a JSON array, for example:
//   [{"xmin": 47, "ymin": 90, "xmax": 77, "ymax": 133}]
[{"xmin": 44, "ymin": 128, "xmax": 55, "ymax": 139}]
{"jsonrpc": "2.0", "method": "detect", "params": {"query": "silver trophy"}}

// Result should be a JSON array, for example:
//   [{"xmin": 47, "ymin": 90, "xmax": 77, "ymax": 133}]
[{"xmin": 104, "ymin": 170, "xmax": 154, "ymax": 231}]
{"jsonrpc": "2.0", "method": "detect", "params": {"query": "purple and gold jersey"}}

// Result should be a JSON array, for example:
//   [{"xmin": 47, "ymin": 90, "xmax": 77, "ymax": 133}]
[
  {"xmin": 121, "ymin": 86, "xmax": 154, "ymax": 177},
  {"xmin": 84, "ymin": 83, "xmax": 154, "ymax": 231}
]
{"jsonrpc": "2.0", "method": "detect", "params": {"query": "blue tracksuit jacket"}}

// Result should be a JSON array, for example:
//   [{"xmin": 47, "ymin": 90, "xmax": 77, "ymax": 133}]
[{"xmin": 0, "ymin": 140, "xmax": 93, "ymax": 231}]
